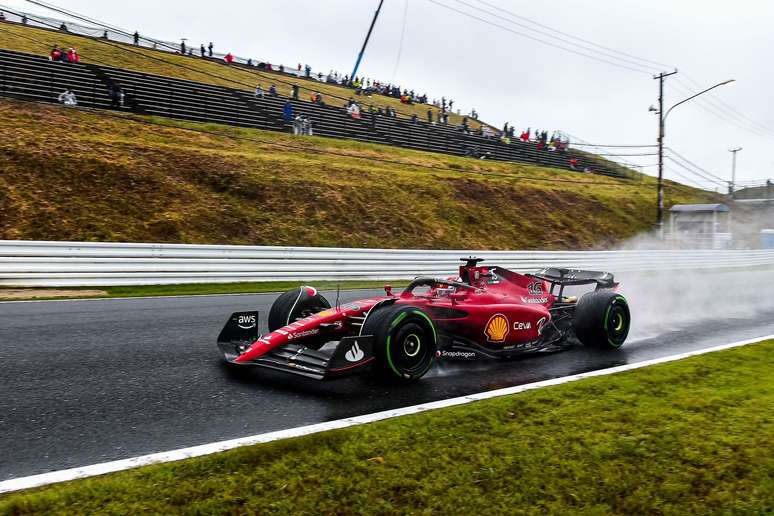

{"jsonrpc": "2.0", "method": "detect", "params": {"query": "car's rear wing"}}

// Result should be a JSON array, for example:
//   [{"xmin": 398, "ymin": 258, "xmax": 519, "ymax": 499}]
[{"xmin": 528, "ymin": 268, "xmax": 617, "ymax": 289}]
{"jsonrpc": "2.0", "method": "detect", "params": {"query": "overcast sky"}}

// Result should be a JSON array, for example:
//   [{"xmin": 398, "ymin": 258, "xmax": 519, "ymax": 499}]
[{"xmin": 4, "ymin": 0, "xmax": 774, "ymax": 188}]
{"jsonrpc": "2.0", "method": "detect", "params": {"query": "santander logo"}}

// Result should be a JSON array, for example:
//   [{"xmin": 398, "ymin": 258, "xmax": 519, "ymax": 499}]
[{"xmin": 345, "ymin": 341, "xmax": 365, "ymax": 362}]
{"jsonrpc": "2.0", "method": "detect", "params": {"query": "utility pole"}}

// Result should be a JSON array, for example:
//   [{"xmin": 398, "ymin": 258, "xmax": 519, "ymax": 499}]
[
  {"xmin": 654, "ymin": 70, "xmax": 678, "ymax": 236},
  {"xmin": 349, "ymin": 0, "xmax": 385, "ymax": 85},
  {"xmin": 728, "ymin": 147, "xmax": 742, "ymax": 198}
]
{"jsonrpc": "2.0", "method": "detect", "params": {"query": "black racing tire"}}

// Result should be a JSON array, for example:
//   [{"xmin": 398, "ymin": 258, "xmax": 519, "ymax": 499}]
[
  {"xmin": 573, "ymin": 290, "xmax": 630, "ymax": 349},
  {"xmin": 362, "ymin": 304, "xmax": 437, "ymax": 382},
  {"xmin": 267, "ymin": 286, "xmax": 331, "ymax": 332}
]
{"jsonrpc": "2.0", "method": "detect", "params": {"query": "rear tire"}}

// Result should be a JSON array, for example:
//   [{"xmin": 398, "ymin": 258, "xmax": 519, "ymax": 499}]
[
  {"xmin": 573, "ymin": 290, "xmax": 630, "ymax": 349},
  {"xmin": 268, "ymin": 286, "xmax": 331, "ymax": 332},
  {"xmin": 362, "ymin": 304, "xmax": 437, "ymax": 381}
]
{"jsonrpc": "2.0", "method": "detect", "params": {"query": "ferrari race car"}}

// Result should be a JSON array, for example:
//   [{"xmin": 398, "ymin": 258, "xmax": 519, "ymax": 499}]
[{"xmin": 217, "ymin": 258, "xmax": 631, "ymax": 381}]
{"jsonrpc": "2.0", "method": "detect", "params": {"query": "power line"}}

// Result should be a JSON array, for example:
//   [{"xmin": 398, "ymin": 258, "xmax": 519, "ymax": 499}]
[
  {"xmin": 426, "ymin": 0, "xmax": 654, "ymax": 75},
  {"xmin": 390, "ymin": 0, "xmax": 409, "ymax": 82},
  {"xmin": 666, "ymin": 81, "xmax": 774, "ymax": 140},
  {"xmin": 568, "ymin": 143, "xmax": 658, "ymax": 148},
  {"xmin": 664, "ymin": 157, "xmax": 726, "ymax": 187},
  {"xmin": 681, "ymin": 73, "xmax": 774, "ymax": 135},
  {"xmin": 470, "ymin": 0, "xmax": 673, "ymax": 70},
  {"xmin": 665, "ymin": 147, "xmax": 727, "ymax": 183},
  {"xmin": 449, "ymin": 0, "xmax": 661, "ymax": 74}
]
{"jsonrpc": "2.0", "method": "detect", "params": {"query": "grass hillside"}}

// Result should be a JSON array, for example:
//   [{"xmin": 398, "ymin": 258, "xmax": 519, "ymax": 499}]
[
  {"xmin": 0, "ymin": 21, "xmax": 478, "ymax": 128},
  {"xmin": 0, "ymin": 98, "xmax": 714, "ymax": 249}
]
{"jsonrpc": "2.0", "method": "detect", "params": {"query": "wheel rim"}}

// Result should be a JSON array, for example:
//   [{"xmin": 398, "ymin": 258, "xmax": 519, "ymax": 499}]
[
  {"xmin": 604, "ymin": 297, "xmax": 630, "ymax": 346},
  {"xmin": 403, "ymin": 334, "xmax": 422, "ymax": 357},
  {"xmin": 387, "ymin": 319, "xmax": 434, "ymax": 377}
]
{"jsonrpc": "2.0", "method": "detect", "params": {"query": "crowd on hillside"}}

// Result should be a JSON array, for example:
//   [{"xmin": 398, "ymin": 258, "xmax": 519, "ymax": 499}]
[{"xmin": 1, "ymin": 12, "xmax": 595, "ymax": 172}]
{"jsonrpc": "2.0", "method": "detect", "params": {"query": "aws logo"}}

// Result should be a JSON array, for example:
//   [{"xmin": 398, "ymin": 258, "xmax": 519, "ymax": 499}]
[{"xmin": 485, "ymin": 313, "xmax": 510, "ymax": 343}]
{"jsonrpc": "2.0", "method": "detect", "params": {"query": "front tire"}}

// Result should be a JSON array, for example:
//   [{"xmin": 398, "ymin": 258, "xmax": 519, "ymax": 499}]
[
  {"xmin": 268, "ymin": 286, "xmax": 331, "ymax": 332},
  {"xmin": 573, "ymin": 290, "xmax": 630, "ymax": 349},
  {"xmin": 362, "ymin": 304, "xmax": 437, "ymax": 381}
]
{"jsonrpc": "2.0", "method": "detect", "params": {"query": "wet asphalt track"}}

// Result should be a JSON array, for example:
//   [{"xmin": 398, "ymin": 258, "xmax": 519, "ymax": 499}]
[{"xmin": 2, "ymin": 276, "xmax": 774, "ymax": 480}]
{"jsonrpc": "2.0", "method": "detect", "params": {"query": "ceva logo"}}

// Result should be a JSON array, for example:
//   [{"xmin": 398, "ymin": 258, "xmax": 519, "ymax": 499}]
[{"xmin": 345, "ymin": 341, "xmax": 365, "ymax": 362}]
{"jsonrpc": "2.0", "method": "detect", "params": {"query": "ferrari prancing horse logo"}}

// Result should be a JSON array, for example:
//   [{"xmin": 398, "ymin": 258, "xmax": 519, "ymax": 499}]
[{"xmin": 485, "ymin": 314, "xmax": 510, "ymax": 343}]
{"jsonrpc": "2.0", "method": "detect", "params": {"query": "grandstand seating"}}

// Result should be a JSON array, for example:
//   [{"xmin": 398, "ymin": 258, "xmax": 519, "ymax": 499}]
[{"xmin": 0, "ymin": 47, "xmax": 627, "ymax": 178}]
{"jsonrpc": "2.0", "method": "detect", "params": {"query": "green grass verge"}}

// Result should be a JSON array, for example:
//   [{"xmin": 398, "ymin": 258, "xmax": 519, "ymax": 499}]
[
  {"xmin": 0, "ymin": 280, "xmax": 406, "ymax": 301},
  {"xmin": 2, "ymin": 341, "xmax": 772, "ymax": 514},
  {"xmin": 0, "ymin": 98, "xmax": 715, "ymax": 250}
]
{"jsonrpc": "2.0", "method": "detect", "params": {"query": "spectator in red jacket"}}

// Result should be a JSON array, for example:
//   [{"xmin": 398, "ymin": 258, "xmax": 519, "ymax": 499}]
[
  {"xmin": 67, "ymin": 48, "xmax": 80, "ymax": 63},
  {"xmin": 50, "ymin": 45, "xmax": 62, "ymax": 62},
  {"xmin": 569, "ymin": 159, "xmax": 579, "ymax": 170},
  {"xmin": 224, "ymin": 53, "xmax": 234, "ymax": 64}
]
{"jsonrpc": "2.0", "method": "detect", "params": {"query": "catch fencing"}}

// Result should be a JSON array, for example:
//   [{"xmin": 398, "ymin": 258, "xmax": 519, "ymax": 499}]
[{"xmin": 1, "ymin": 240, "xmax": 773, "ymax": 287}]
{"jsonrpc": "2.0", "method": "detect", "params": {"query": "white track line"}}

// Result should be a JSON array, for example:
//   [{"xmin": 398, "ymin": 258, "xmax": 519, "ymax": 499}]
[{"xmin": 1, "ymin": 334, "xmax": 772, "ymax": 494}]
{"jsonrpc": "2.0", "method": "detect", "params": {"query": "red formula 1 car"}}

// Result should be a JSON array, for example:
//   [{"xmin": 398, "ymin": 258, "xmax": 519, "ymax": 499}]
[{"xmin": 217, "ymin": 258, "xmax": 631, "ymax": 381}]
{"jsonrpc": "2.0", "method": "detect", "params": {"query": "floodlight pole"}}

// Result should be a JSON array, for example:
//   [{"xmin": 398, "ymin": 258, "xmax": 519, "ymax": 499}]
[
  {"xmin": 654, "ymin": 73, "xmax": 735, "ymax": 236},
  {"xmin": 728, "ymin": 147, "xmax": 742, "ymax": 197},
  {"xmin": 654, "ymin": 70, "xmax": 678, "ymax": 236},
  {"xmin": 349, "ymin": 0, "xmax": 385, "ymax": 85}
]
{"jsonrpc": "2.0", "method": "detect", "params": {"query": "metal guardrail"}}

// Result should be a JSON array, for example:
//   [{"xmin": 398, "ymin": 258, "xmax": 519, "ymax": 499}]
[{"xmin": 1, "ymin": 241, "xmax": 773, "ymax": 287}]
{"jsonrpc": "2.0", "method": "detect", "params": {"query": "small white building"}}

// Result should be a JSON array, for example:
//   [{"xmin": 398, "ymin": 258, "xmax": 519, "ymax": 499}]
[{"xmin": 668, "ymin": 204, "xmax": 732, "ymax": 249}]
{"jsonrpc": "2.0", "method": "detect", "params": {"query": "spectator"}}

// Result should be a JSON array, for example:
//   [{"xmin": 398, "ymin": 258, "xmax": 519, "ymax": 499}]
[
  {"xmin": 101, "ymin": 30, "xmax": 109, "ymax": 39},
  {"xmin": 247, "ymin": 58, "xmax": 253, "ymax": 66},
  {"xmin": 57, "ymin": 88, "xmax": 77, "ymax": 106},
  {"xmin": 569, "ymin": 159, "xmax": 579, "ymax": 170},
  {"xmin": 283, "ymin": 101, "xmax": 294, "ymax": 123},
  {"xmin": 109, "ymin": 83, "xmax": 124, "ymax": 108},
  {"xmin": 520, "ymin": 130, "xmax": 529, "ymax": 142},
  {"xmin": 461, "ymin": 116, "xmax": 469, "ymax": 134},
  {"xmin": 59, "ymin": 22, "xmax": 68, "ymax": 32},
  {"xmin": 470, "ymin": 108, "xmax": 478, "ymax": 120},
  {"xmin": 133, "ymin": 31, "xmax": 139, "ymax": 45},
  {"xmin": 208, "ymin": 42, "xmax": 213, "ymax": 57},
  {"xmin": 200, "ymin": 44, "xmax": 205, "ymax": 57},
  {"xmin": 22, "ymin": 14, "xmax": 28, "ymax": 24},
  {"xmin": 0, "ymin": 11, "xmax": 5, "ymax": 21},
  {"xmin": 269, "ymin": 84, "xmax": 278, "ymax": 96},
  {"xmin": 449, "ymin": 99, "xmax": 454, "ymax": 111},
  {"xmin": 279, "ymin": 64, "xmax": 285, "ymax": 73},
  {"xmin": 291, "ymin": 84, "xmax": 299, "ymax": 100},
  {"xmin": 180, "ymin": 40, "xmax": 186, "ymax": 55},
  {"xmin": 254, "ymin": 84, "xmax": 264, "ymax": 99},
  {"xmin": 347, "ymin": 102, "xmax": 361, "ymax": 119},
  {"xmin": 224, "ymin": 53, "xmax": 234, "ymax": 64},
  {"xmin": 68, "ymin": 48, "xmax": 80, "ymax": 63},
  {"xmin": 50, "ymin": 45, "xmax": 62, "ymax": 62},
  {"xmin": 305, "ymin": 64, "xmax": 311, "ymax": 78},
  {"xmin": 411, "ymin": 113, "xmax": 418, "ymax": 124},
  {"xmin": 292, "ymin": 114, "xmax": 303, "ymax": 135},
  {"xmin": 427, "ymin": 108, "xmax": 433, "ymax": 124}
]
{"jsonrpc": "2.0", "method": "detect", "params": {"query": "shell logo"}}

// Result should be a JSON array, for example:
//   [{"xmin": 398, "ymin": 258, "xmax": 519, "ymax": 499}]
[{"xmin": 485, "ymin": 314, "xmax": 510, "ymax": 343}]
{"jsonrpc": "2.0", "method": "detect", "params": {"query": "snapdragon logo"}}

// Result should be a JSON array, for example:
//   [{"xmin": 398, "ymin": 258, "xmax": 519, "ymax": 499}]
[{"xmin": 436, "ymin": 350, "xmax": 476, "ymax": 360}]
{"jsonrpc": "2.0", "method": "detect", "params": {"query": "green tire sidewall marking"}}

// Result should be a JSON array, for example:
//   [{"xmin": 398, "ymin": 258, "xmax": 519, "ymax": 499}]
[
  {"xmin": 389, "ymin": 312, "xmax": 408, "ymax": 330},
  {"xmin": 385, "ymin": 309, "xmax": 437, "ymax": 378}
]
